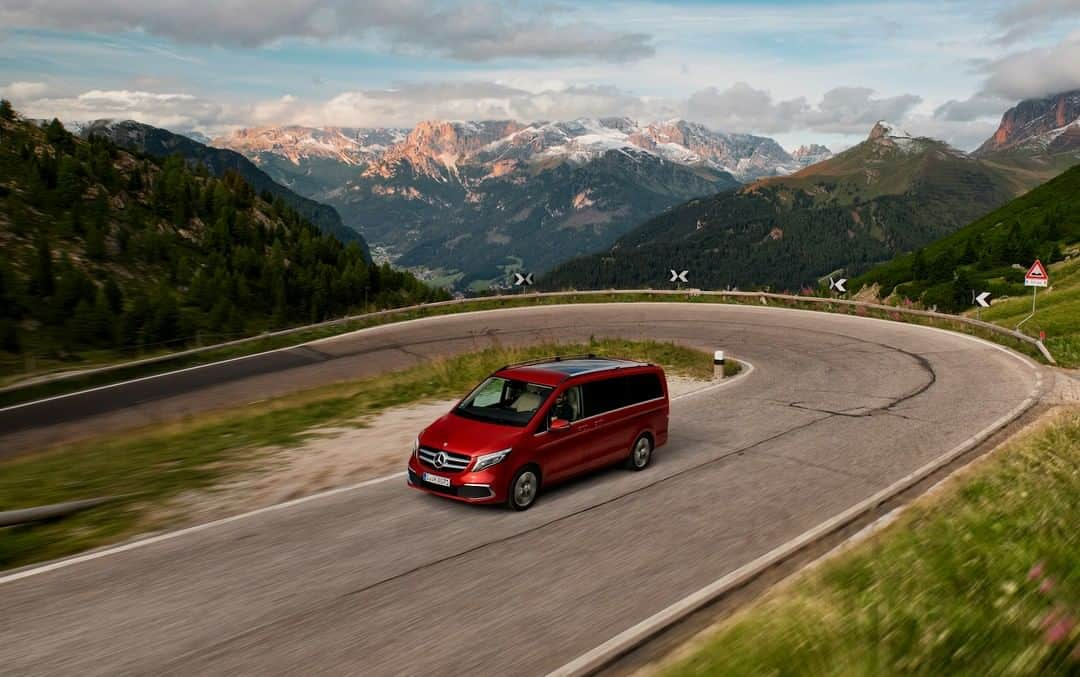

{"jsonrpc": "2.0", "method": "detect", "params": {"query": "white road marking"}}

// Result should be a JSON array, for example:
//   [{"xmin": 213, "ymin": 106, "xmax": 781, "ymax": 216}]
[{"xmin": 0, "ymin": 472, "xmax": 404, "ymax": 585}]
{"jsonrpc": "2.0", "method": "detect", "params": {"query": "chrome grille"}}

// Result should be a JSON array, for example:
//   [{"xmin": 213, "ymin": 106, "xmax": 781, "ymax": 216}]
[{"xmin": 418, "ymin": 447, "xmax": 472, "ymax": 472}]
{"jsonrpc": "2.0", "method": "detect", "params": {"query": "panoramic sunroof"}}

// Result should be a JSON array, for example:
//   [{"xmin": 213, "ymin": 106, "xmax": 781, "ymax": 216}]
[{"xmin": 520, "ymin": 358, "xmax": 641, "ymax": 375}]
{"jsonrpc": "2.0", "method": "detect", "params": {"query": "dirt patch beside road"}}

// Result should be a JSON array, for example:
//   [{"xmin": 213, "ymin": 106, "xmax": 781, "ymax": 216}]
[{"xmin": 159, "ymin": 375, "xmax": 712, "ymax": 524}]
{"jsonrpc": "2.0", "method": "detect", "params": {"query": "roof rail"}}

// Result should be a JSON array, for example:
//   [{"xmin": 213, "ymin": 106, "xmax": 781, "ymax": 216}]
[
  {"xmin": 495, "ymin": 353, "xmax": 655, "ymax": 372},
  {"xmin": 497, "ymin": 353, "xmax": 601, "ymax": 371}
]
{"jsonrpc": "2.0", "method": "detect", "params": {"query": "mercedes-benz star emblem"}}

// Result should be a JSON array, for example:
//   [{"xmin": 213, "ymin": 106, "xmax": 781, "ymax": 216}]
[{"xmin": 433, "ymin": 452, "xmax": 448, "ymax": 469}]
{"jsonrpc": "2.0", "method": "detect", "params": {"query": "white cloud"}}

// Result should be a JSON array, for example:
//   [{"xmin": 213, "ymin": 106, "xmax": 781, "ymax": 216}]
[
  {"xmin": 238, "ymin": 82, "xmax": 680, "ymax": 128},
  {"xmin": 0, "ymin": 0, "xmax": 654, "ymax": 62},
  {"xmin": 0, "ymin": 81, "xmax": 49, "ymax": 100},
  {"xmin": 977, "ymin": 36, "xmax": 1080, "ymax": 100},
  {"xmin": 12, "ymin": 88, "xmax": 231, "ymax": 133},
  {"xmin": 993, "ymin": 0, "xmax": 1080, "ymax": 44},
  {"xmin": 686, "ymin": 83, "xmax": 922, "ymax": 135},
  {"xmin": 4, "ymin": 79, "xmax": 942, "ymax": 146},
  {"xmin": 933, "ymin": 92, "xmax": 1012, "ymax": 121}
]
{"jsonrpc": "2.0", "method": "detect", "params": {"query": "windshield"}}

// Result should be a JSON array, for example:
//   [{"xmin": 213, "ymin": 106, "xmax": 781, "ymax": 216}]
[{"xmin": 455, "ymin": 377, "xmax": 553, "ymax": 427}]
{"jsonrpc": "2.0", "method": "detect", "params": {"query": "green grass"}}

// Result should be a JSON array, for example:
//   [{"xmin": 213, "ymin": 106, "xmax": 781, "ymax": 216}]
[
  {"xmin": 0, "ymin": 338, "xmax": 717, "ymax": 571},
  {"xmin": 666, "ymin": 408, "xmax": 1080, "ymax": 676},
  {"xmin": 973, "ymin": 256, "xmax": 1080, "ymax": 368}
]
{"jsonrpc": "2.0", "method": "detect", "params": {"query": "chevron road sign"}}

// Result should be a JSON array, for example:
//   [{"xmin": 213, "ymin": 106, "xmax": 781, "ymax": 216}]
[{"xmin": 669, "ymin": 269, "xmax": 689, "ymax": 283}]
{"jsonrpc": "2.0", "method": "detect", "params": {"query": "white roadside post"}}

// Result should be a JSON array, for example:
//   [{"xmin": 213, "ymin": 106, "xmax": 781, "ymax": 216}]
[{"xmin": 713, "ymin": 350, "xmax": 725, "ymax": 380}]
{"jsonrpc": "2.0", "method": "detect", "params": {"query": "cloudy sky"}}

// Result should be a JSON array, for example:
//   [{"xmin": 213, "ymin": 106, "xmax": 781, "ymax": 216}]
[{"xmin": 1, "ymin": 0, "xmax": 1079, "ymax": 150}]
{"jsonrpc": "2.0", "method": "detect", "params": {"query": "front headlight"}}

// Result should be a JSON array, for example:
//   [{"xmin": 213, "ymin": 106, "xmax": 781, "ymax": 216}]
[{"xmin": 471, "ymin": 448, "xmax": 512, "ymax": 472}]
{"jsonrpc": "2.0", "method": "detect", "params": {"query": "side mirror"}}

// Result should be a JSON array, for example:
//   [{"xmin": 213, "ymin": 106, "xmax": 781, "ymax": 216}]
[{"xmin": 549, "ymin": 418, "xmax": 571, "ymax": 432}]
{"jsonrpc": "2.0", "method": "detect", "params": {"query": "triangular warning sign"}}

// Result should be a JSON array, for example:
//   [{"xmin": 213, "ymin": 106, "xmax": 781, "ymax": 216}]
[{"xmin": 1025, "ymin": 259, "xmax": 1049, "ymax": 287}]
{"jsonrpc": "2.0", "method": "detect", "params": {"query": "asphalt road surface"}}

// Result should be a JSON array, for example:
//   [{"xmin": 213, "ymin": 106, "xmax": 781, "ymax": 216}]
[{"xmin": 0, "ymin": 304, "xmax": 1043, "ymax": 675}]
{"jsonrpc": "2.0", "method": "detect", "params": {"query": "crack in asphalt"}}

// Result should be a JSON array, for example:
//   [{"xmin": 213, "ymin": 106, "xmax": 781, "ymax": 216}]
[
  {"xmin": 160, "ymin": 364, "xmax": 936, "ymax": 672},
  {"xmin": 65, "ymin": 311, "xmax": 952, "ymax": 670},
  {"xmin": 158, "ymin": 409, "xmax": 845, "ymax": 671},
  {"xmin": 162, "ymin": 326, "xmax": 946, "ymax": 669},
  {"xmin": 286, "ymin": 345, "xmax": 334, "ymax": 362}
]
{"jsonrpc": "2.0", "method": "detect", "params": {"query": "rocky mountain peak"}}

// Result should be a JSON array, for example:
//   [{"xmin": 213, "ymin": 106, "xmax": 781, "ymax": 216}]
[
  {"xmin": 212, "ymin": 125, "xmax": 406, "ymax": 165},
  {"xmin": 868, "ymin": 120, "xmax": 912, "ymax": 142},
  {"xmin": 975, "ymin": 89, "xmax": 1080, "ymax": 156},
  {"xmin": 791, "ymin": 144, "xmax": 832, "ymax": 166},
  {"xmin": 371, "ymin": 120, "xmax": 527, "ymax": 178}
]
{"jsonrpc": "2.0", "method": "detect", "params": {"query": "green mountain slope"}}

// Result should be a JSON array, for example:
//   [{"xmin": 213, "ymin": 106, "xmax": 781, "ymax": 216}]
[
  {"xmin": 75, "ymin": 120, "xmax": 369, "ymax": 258},
  {"xmin": 541, "ymin": 123, "xmax": 1025, "ymax": 291},
  {"xmin": 0, "ymin": 105, "xmax": 444, "ymax": 377},
  {"xmin": 851, "ymin": 163, "xmax": 1080, "ymax": 365},
  {"xmin": 855, "ymin": 160, "xmax": 1075, "ymax": 334}
]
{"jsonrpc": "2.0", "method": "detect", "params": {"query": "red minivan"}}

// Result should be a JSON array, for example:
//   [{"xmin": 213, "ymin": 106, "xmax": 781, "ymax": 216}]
[{"xmin": 407, "ymin": 356, "xmax": 669, "ymax": 510}]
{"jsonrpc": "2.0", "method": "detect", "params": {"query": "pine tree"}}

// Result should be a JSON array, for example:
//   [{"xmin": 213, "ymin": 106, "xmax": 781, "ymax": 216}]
[
  {"xmin": 56, "ymin": 156, "xmax": 84, "ymax": 207},
  {"xmin": 0, "ymin": 99, "xmax": 14, "ymax": 121},
  {"xmin": 86, "ymin": 224, "xmax": 106, "ymax": 260},
  {"xmin": 103, "ymin": 277, "xmax": 123, "ymax": 314},
  {"xmin": 29, "ymin": 236, "xmax": 55, "ymax": 297},
  {"xmin": 44, "ymin": 118, "xmax": 74, "ymax": 153},
  {"xmin": 951, "ymin": 267, "xmax": 974, "ymax": 312}
]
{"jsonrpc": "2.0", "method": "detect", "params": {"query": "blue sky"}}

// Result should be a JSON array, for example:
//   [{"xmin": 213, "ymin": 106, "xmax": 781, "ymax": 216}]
[{"xmin": 1, "ymin": 0, "xmax": 1078, "ymax": 150}]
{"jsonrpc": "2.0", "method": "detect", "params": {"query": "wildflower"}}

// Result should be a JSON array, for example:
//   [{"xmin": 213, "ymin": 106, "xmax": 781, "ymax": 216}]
[
  {"xmin": 1045, "ymin": 614, "xmax": 1075, "ymax": 644},
  {"xmin": 1039, "ymin": 577, "xmax": 1055, "ymax": 594},
  {"xmin": 1028, "ymin": 562, "xmax": 1045, "ymax": 581}
]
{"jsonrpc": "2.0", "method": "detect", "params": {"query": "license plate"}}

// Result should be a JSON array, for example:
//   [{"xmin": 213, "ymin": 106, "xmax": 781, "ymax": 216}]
[{"xmin": 422, "ymin": 472, "xmax": 451, "ymax": 488}]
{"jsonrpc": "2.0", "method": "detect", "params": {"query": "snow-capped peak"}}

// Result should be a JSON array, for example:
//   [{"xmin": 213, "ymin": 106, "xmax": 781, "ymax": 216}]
[{"xmin": 868, "ymin": 120, "xmax": 913, "ymax": 140}]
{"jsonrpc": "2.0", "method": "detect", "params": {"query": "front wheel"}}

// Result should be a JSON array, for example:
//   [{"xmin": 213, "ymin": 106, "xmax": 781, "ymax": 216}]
[
  {"xmin": 506, "ymin": 467, "xmax": 540, "ymax": 511},
  {"xmin": 625, "ymin": 434, "xmax": 653, "ymax": 471}
]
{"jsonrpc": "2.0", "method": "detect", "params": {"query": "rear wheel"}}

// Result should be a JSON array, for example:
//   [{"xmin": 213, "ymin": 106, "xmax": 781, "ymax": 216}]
[
  {"xmin": 507, "ymin": 467, "xmax": 540, "ymax": 511},
  {"xmin": 625, "ymin": 434, "xmax": 653, "ymax": 471}
]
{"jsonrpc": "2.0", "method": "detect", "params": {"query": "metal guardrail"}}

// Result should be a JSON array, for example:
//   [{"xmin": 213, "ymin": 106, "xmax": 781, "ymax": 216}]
[
  {"xmin": 0, "ymin": 497, "xmax": 117, "ymax": 527},
  {"xmin": 0, "ymin": 289, "xmax": 1056, "ymax": 397}
]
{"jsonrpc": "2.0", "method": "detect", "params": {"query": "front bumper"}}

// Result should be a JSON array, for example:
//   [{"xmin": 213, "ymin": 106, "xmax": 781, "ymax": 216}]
[{"xmin": 406, "ymin": 459, "xmax": 502, "ymax": 503}]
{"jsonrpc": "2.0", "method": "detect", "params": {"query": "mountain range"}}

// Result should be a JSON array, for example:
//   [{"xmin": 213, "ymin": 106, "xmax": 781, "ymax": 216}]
[
  {"xmin": 540, "ymin": 108, "xmax": 1076, "ymax": 291},
  {"xmin": 214, "ymin": 118, "xmax": 831, "ymax": 288},
  {"xmin": 51, "ymin": 88, "xmax": 1080, "ymax": 295}
]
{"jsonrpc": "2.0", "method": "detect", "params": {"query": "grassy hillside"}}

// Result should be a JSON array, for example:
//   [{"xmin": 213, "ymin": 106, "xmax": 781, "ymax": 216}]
[
  {"xmin": 977, "ymin": 256, "xmax": 1080, "ymax": 366},
  {"xmin": 0, "ymin": 103, "xmax": 446, "ymax": 381},
  {"xmin": 666, "ymin": 408, "xmax": 1080, "ymax": 676}
]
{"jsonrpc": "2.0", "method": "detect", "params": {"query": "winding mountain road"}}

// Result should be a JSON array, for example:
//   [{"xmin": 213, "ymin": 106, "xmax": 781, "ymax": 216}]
[{"xmin": 0, "ymin": 304, "xmax": 1044, "ymax": 675}]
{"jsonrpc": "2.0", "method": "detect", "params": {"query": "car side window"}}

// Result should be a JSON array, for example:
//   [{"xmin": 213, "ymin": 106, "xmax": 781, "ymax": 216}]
[
  {"xmin": 626, "ymin": 373, "xmax": 663, "ymax": 404},
  {"xmin": 546, "ymin": 385, "xmax": 583, "ymax": 428},
  {"xmin": 582, "ymin": 376, "xmax": 630, "ymax": 417}
]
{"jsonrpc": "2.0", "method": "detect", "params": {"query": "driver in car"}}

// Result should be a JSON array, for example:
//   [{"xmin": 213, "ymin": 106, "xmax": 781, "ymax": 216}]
[{"xmin": 551, "ymin": 392, "xmax": 574, "ymax": 423}]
